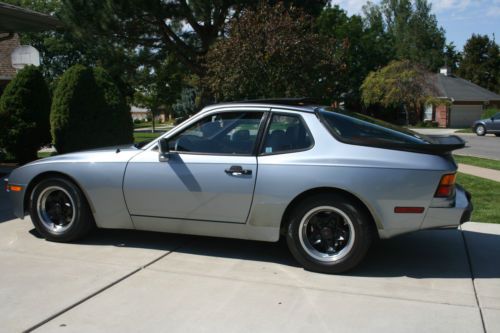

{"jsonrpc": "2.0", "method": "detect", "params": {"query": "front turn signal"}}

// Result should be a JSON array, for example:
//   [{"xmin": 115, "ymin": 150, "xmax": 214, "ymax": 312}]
[
  {"xmin": 435, "ymin": 173, "xmax": 456, "ymax": 198},
  {"xmin": 7, "ymin": 184, "xmax": 23, "ymax": 192}
]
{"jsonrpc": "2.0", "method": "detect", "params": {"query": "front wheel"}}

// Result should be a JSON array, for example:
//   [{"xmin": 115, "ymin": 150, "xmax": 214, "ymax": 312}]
[
  {"xmin": 29, "ymin": 177, "xmax": 95, "ymax": 242},
  {"xmin": 286, "ymin": 194, "xmax": 373, "ymax": 274},
  {"xmin": 475, "ymin": 125, "xmax": 486, "ymax": 136}
]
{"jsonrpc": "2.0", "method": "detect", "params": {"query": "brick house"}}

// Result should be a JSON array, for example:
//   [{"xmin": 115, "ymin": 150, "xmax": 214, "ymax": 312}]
[
  {"xmin": 0, "ymin": 33, "xmax": 19, "ymax": 95},
  {"xmin": 0, "ymin": 1, "xmax": 60, "ymax": 95},
  {"xmin": 426, "ymin": 68, "xmax": 500, "ymax": 128}
]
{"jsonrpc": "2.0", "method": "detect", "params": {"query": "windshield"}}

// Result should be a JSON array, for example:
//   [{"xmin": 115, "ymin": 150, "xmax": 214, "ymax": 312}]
[{"xmin": 318, "ymin": 108, "xmax": 433, "ymax": 146}]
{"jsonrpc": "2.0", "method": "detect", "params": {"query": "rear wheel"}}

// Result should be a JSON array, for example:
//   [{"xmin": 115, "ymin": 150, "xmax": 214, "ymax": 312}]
[
  {"xmin": 495, "ymin": 133, "xmax": 500, "ymax": 137},
  {"xmin": 29, "ymin": 177, "xmax": 94, "ymax": 242},
  {"xmin": 475, "ymin": 125, "xmax": 486, "ymax": 136},
  {"xmin": 286, "ymin": 193, "xmax": 373, "ymax": 274}
]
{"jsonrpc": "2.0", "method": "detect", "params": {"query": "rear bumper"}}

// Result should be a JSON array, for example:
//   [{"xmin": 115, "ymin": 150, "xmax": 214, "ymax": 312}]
[{"xmin": 420, "ymin": 184, "xmax": 473, "ymax": 230}]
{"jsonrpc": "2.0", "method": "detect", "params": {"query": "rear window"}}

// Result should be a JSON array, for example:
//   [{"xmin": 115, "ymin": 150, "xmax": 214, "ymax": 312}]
[{"xmin": 318, "ymin": 108, "xmax": 432, "ymax": 146}]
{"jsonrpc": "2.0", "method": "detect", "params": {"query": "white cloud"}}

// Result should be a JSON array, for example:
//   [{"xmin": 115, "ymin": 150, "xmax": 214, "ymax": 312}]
[
  {"xmin": 329, "ymin": 0, "xmax": 500, "ymax": 20},
  {"xmin": 329, "ymin": 0, "xmax": 373, "ymax": 14},
  {"xmin": 432, "ymin": 0, "xmax": 472, "ymax": 12}
]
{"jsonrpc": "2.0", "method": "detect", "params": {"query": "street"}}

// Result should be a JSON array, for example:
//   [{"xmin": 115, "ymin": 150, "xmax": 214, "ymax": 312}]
[
  {"xmin": 455, "ymin": 134, "xmax": 500, "ymax": 160},
  {"xmin": 412, "ymin": 129, "xmax": 500, "ymax": 160}
]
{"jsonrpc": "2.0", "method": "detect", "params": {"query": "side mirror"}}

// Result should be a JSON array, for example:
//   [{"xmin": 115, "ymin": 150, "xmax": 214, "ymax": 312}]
[
  {"xmin": 491, "ymin": 117, "xmax": 495, "ymax": 121},
  {"xmin": 158, "ymin": 138, "xmax": 170, "ymax": 162}
]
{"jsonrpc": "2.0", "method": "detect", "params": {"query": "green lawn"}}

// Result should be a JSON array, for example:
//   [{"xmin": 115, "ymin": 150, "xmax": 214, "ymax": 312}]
[
  {"xmin": 455, "ymin": 128, "xmax": 472, "ymax": 133},
  {"xmin": 453, "ymin": 155, "xmax": 500, "ymax": 171},
  {"xmin": 37, "ymin": 151, "xmax": 55, "ymax": 159},
  {"xmin": 133, "ymin": 121, "xmax": 153, "ymax": 129},
  {"xmin": 457, "ymin": 172, "xmax": 500, "ymax": 223},
  {"xmin": 133, "ymin": 131, "xmax": 162, "ymax": 143}
]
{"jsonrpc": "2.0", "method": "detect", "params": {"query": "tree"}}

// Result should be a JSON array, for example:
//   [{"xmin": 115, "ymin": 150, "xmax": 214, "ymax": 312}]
[
  {"xmin": 3, "ymin": 0, "xmax": 139, "ymax": 98},
  {"xmin": 204, "ymin": 3, "xmax": 346, "ymax": 102},
  {"xmin": 443, "ymin": 42, "xmax": 461, "ymax": 72},
  {"xmin": 317, "ymin": 5, "xmax": 392, "ymax": 109},
  {"xmin": 458, "ymin": 34, "xmax": 500, "ymax": 93},
  {"xmin": 172, "ymin": 87, "xmax": 197, "ymax": 119},
  {"xmin": 361, "ymin": 60, "xmax": 439, "ymax": 124},
  {"xmin": 133, "ymin": 55, "xmax": 184, "ymax": 131},
  {"xmin": 93, "ymin": 67, "xmax": 134, "ymax": 145},
  {"xmin": 0, "ymin": 66, "xmax": 51, "ymax": 163},
  {"xmin": 51, "ymin": 65, "xmax": 134, "ymax": 153},
  {"xmin": 363, "ymin": 0, "xmax": 446, "ymax": 71}
]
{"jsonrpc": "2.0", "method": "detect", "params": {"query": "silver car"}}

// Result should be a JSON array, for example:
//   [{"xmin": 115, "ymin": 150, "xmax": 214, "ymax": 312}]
[{"xmin": 5, "ymin": 99, "xmax": 472, "ymax": 273}]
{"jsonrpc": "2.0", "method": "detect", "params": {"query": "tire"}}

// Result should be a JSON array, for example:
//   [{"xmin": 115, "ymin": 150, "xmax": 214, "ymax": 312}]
[
  {"xmin": 286, "ymin": 193, "xmax": 373, "ymax": 274},
  {"xmin": 475, "ymin": 125, "xmax": 486, "ymax": 136},
  {"xmin": 29, "ymin": 177, "xmax": 95, "ymax": 242},
  {"xmin": 495, "ymin": 133, "xmax": 500, "ymax": 137}
]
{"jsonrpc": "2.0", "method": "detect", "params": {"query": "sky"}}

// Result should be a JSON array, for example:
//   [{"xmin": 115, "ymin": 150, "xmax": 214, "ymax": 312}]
[{"xmin": 331, "ymin": 0, "xmax": 500, "ymax": 51}]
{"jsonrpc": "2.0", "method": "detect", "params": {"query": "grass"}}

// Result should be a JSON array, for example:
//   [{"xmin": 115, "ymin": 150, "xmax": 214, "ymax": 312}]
[
  {"xmin": 133, "ymin": 131, "xmax": 162, "ymax": 143},
  {"xmin": 133, "ymin": 121, "xmax": 153, "ymax": 129},
  {"xmin": 453, "ymin": 155, "xmax": 500, "ymax": 171},
  {"xmin": 455, "ymin": 128, "xmax": 472, "ymax": 133},
  {"xmin": 37, "ymin": 151, "xmax": 56, "ymax": 159},
  {"xmin": 457, "ymin": 172, "xmax": 500, "ymax": 223}
]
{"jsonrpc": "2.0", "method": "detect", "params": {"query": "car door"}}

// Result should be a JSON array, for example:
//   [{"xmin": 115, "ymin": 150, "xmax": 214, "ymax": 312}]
[
  {"xmin": 492, "ymin": 113, "xmax": 500, "ymax": 131},
  {"xmin": 123, "ymin": 109, "xmax": 267, "ymax": 223}
]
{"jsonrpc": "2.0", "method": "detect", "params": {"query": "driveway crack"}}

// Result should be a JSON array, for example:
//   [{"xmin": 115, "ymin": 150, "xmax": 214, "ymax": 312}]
[
  {"xmin": 23, "ymin": 238, "xmax": 192, "ymax": 333},
  {"xmin": 460, "ymin": 225, "xmax": 487, "ymax": 333}
]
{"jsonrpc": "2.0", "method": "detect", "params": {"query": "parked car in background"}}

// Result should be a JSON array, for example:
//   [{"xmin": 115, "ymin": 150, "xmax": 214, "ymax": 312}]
[
  {"xmin": 5, "ymin": 99, "xmax": 472, "ymax": 273},
  {"xmin": 472, "ymin": 112, "xmax": 500, "ymax": 136}
]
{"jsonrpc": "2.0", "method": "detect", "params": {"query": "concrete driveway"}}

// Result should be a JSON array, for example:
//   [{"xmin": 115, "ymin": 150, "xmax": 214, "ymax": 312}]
[{"xmin": 1, "ymin": 189, "xmax": 499, "ymax": 332}]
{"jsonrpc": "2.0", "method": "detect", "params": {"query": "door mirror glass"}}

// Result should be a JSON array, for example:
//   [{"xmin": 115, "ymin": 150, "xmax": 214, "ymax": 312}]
[{"xmin": 158, "ymin": 138, "xmax": 170, "ymax": 162}]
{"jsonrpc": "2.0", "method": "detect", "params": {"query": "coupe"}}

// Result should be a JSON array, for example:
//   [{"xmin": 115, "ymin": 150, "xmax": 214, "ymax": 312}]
[{"xmin": 6, "ymin": 99, "xmax": 472, "ymax": 273}]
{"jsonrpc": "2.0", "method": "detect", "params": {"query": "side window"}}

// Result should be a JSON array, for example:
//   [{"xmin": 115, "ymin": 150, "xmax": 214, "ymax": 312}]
[
  {"xmin": 169, "ymin": 112, "xmax": 264, "ymax": 155},
  {"xmin": 494, "ymin": 113, "xmax": 500, "ymax": 120},
  {"xmin": 261, "ymin": 114, "xmax": 312, "ymax": 154}
]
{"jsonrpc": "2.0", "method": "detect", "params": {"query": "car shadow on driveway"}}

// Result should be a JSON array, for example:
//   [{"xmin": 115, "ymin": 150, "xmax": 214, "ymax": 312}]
[{"xmin": 28, "ymin": 225, "xmax": 500, "ymax": 279}]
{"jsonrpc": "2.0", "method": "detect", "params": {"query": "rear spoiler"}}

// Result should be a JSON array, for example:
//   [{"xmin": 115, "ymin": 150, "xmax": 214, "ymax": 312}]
[
  {"xmin": 422, "ymin": 135, "xmax": 466, "ymax": 154},
  {"xmin": 344, "ymin": 135, "xmax": 466, "ymax": 155}
]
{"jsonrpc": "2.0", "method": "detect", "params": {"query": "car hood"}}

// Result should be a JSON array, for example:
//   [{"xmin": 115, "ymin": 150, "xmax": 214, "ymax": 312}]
[{"xmin": 24, "ymin": 145, "xmax": 143, "ymax": 167}]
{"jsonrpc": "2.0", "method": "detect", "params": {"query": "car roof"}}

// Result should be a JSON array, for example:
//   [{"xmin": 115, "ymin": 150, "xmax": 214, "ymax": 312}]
[{"xmin": 202, "ymin": 98, "xmax": 321, "ymax": 114}]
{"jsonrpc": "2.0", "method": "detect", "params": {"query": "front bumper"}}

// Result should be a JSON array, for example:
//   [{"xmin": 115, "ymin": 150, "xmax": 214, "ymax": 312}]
[
  {"xmin": 4, "ymin": 177, "xmax": 27, "ymax": 219},
  {"xmin": 420, "ymin": 184, "xmax": 473, "ymax": 230}
]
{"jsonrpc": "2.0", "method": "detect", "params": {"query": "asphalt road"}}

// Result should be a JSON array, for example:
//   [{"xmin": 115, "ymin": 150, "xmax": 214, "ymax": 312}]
[
  {"xmin": 413, "ymin": 129, "xmax": 500, "ymax": 160},
  {"xmin": 455, "ymin": 134, "xmax": 500, "ymax": 160}
]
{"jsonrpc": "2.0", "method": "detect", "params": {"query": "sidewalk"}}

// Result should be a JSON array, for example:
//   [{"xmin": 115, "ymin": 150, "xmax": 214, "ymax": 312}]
[{"xmin": 458, "ymin": 163, "xmax": 500, "ymax": 182}]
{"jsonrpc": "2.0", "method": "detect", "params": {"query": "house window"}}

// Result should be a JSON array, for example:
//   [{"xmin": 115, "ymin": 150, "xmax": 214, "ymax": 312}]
[{"xmin": 424, "ymin": 104, "xmax": 433, "ymax": 121}]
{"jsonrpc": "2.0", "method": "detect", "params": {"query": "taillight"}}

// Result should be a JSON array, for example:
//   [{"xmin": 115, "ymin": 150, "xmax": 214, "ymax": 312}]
[{"xmin": 435, "ymin": 173, "xmax": 456, "ymax": 197}]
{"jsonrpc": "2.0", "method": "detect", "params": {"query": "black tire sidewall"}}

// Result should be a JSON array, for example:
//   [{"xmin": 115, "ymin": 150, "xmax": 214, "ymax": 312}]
[
  {"xmin": 29, "ymin": 177, "xmax": 93, "ymax": 242},
  {"xmin": 286, "ymin": 194, "xmax": 372, "ymax": 274}
]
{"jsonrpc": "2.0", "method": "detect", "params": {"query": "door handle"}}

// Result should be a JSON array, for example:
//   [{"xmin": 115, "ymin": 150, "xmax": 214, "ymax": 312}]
[{"xmin": 225, "ymin": 165, "xmax": 252, "ymax": 176}]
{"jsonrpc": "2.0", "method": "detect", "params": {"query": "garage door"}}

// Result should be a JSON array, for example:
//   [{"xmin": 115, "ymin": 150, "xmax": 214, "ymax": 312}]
[{"xmin": 449, "ymin": 105, "xmax": 483, "ymax": 128}]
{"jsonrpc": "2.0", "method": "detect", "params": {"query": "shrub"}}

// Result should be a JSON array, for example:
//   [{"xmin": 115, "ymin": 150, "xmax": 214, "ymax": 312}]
[
  {"xmin": 51, "ymin": 65, "xmax": 133, "ymax": 153},
  {"xmin": 93, "ymin": 67, "xmax": 133, "ymax": 145},
  {"xmin": 51, "ymin": 65, "xmax": 106, "ymax": 153},
  {"xmin": 0, "ymin": 66, "xmax": 51, "ymax": 163},
  {"xmin": 481, "ymin": 108, "xmax": 500, "ymax": 119}
]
